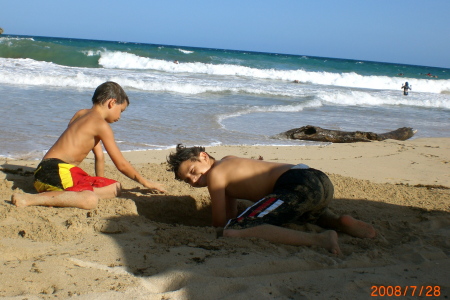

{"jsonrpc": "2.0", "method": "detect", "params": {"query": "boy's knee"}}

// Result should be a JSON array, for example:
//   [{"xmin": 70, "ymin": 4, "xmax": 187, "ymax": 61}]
[
  {"xmin": 223, "ymin": 229, "xmax": 241, "ymax": 238},
  {"xmin": 79, "ymin": 191, "xmax": 99, "ymax": 209},
  {"xmin": 107, "ymin": 182, "xmax": 122, "ymax": 197},
  {"xmin": 115, "ymin": 182, "xmax": 122, "ymax": 196}
]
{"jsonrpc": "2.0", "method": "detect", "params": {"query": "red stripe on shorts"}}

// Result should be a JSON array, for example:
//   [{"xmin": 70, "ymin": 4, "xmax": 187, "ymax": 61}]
[{"xmin": 248, "ymin": 197, "xmax": 277, "ymax": 218}]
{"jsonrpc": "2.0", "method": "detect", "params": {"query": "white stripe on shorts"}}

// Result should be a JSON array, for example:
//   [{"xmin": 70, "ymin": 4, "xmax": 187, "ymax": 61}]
[
  {"xmin": 257, "ymin": 199, "xmax": 284, "ymax": 218},
  {"xmin": 291, "ymin": 163, "xmax": 309, "ymax": 169}
]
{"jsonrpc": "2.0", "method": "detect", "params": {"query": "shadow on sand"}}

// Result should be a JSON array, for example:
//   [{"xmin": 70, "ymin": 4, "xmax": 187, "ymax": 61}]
[
  {"xmin": 2, "ymin": 164, "xmax": 449, "ymax": 298},
  {"xmin": 1, "ymin": 163, "xmax": 36, "ymax": 193},
  {"xmin": 96, "ymin": 192, "xmax": 449, "ymax": 298}
]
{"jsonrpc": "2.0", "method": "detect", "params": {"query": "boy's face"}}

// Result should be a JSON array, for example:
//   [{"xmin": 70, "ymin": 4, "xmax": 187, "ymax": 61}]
[
  {"xmin": 177, "ymin": 152, "xmax": 211, "ymax": 188},
  {"xmin": 107, "ymin": 100, "xmax": 128, "ymax": 123}
]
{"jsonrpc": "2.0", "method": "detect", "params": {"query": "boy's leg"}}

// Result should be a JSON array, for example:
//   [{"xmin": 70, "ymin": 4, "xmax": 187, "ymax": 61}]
[
  {"xmin": 224, "ymin": 224, "xmax": 341, "ymax": 255},
  {"xmin": 316, "ymin": 208, "xmax": 377, "ymax": 238},
  {"xmin": 12, "ymin": 182, "xmax": 121, "ymax": 209},
  {"xmin": 11, "ymin": 190, "xmax": 98, "ymax": 210},
  {"xmin": 93, "ymin": 182, "xmax": 122, "ymax": 199}
]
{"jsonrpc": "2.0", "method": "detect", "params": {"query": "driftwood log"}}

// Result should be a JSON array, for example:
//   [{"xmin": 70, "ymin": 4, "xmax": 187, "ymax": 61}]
[{"xmin": 277, "ymin": 125, "xmax": 416, "ymax": 143}]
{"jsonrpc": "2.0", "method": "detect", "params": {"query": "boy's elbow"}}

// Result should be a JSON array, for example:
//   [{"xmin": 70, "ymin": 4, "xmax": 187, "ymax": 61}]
[{"xmin": 115, "ymin": 161, "xmax": 129, "ymax": 173}]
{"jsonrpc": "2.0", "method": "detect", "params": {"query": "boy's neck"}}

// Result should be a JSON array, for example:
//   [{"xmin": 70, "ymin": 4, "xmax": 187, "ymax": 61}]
[
  {"xmin": 91, "ymin": 104, "xmax": 109, "ymax": 119},
  {"xmin": 209, "ymin": 156, "xmax": 216, "ymax": 167}
]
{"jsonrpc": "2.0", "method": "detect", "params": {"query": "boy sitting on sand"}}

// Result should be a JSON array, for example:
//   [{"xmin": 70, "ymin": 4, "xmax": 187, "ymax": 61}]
[
  {"xmin": 12, "ymin": 81, "xmax": 165, "ymax": 209},
  {"xmin": 167, "ymin": 144, "xmax": 376, "ymax": 254}
]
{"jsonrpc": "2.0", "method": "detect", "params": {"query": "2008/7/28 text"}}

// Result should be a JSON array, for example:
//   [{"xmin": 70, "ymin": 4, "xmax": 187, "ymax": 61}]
[{"xmin": 371, "ymin": 286, "xmax": 441, "ymax": 297}]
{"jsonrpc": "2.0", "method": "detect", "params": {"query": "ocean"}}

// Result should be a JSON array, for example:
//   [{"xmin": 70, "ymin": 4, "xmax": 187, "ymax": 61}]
[{"xmin": 0, "ymin": 35, "xmax": 449, "ymax": 160}]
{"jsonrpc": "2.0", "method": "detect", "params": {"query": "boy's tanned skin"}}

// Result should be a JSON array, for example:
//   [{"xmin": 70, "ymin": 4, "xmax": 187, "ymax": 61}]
[
  {"xmin": 168, "ymin": 145, "xmax": 376, "ymax": 255},
  {"xmin": 12, "ymin": 82, "xmax": 165, "ymax": 209}
]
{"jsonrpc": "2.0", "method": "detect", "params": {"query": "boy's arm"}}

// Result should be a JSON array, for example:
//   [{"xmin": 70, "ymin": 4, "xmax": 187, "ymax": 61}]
[
  {"xmin": 226, "ymin": 197, "xmax": 238, "ymax": 220},
  {"xmin": 208, "ymin": 175, "xmax": 229, "ymax": 227},
  {"xmin": 92, "ymin": 142, "xmax": 105, "ymax": 177},
  {"xmin": 99, "ymin": 123, "xmax": 166, "ymax": 193},
  {"xmin": 209, "ymin": 188, "xmax": 228, "ymax": 227}
]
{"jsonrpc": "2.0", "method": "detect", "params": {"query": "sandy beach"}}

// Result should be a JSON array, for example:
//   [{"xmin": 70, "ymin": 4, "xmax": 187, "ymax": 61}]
[{"xmin": 1, "ymin": 138, "xmax": 449, "ymax": 299}]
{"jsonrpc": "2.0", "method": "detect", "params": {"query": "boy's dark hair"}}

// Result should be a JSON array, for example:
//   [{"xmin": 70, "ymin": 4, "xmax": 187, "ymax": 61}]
[
  {"xmin": 92, "ymin": 81, "xmax": 130, "ymax": 105},
  {"xmin": 167, "ymin": 144, "xmax": 214, "ymax": 180}
]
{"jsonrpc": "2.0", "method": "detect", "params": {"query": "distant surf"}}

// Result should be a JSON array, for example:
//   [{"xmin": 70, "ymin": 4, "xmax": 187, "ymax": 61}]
[{"xmin": 0, "ymin": 35, "xmax": 449, "ymax": 159}]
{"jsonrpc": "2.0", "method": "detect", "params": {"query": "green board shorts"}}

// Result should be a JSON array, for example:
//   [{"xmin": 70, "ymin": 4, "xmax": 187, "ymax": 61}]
[{"xmin": 225, "ymin": 165, "xmax": 334, "ymax": 230}]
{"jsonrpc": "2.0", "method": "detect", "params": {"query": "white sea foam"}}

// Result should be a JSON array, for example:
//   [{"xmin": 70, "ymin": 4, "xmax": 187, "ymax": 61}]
[
  {"xmin": 97, "ymin": 51, "xmax": 450, "ymax": 94},
  {"xmin": 177, "ymin": 48, "xmax": 194, "ymax": 54},
  {"xmin": 1, "ymin": 37, "xmax": 449, "ymax": 160},
  {"xmin": 84, "ymin": 49, "xmax": 104, "ymax": 56},
  {"xmin": 217, "ymin": 100, "xmax": 324, "ymax": 128},
  {"xmin": 1, "ymin": 57, "xmax": 449, "ymax": 110},
  {"xmin": 0, "ymin": 36, "xmax": 35, "ymax": 44},
  {"xmin": 318, "ymin": 90, "xmax": 450, "ymax": 109}
]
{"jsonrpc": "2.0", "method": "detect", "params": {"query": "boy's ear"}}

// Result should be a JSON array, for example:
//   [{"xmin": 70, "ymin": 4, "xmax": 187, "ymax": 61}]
[
  {"xmin": 199, "ymin": 152, "xmax": 209, "ymax": 161},
  {"xmin": 107, "ymin": 98, "xmax": 117, "ymax": 108}
]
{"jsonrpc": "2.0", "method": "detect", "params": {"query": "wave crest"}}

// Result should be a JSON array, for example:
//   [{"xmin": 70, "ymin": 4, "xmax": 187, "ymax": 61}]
[{"xmin": 97, "ymin": 51, "xmax": 450, "ymax": 94}]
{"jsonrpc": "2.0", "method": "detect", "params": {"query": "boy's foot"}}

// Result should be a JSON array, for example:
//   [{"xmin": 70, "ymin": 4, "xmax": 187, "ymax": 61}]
[
  {"xmin": 11, "ymin": 193, "xmax": 31, "ymax": 207},
  {"xmin": 338, "ymin": 215, "xmax": 377, "ymax": 238},
  {"xmin": 320, "ymin": 230, "xmax": 341, "ymax": 255}
]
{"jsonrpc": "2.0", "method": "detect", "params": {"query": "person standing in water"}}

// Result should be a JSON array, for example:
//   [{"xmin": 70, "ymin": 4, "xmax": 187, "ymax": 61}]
[{"xmin": 401, "ymin": 82, "xmax": 412, "ymax": 95}]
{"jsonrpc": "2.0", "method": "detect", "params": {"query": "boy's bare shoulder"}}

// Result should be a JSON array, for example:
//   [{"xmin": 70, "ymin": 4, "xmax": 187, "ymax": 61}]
[
  {"xmin": 219, "ymin": 156, "xmax": 261, "ymax": 164},
  {"xmin": 69, "ymin": 108, "xmax": 92, "ymax": 124},
  {"xmin": 221, "ymin": 155, "xmax": 238, "ymax": 160},
  {"xmin": 74, "ymin": 108, "xmax": 91, "ymax": 117},
  {"xmin": 209, "ymin": 157, "xmax": 241, "ymax": 174},
  {"xmin": 70, "ymin": 109, "xmax": 108, "ymax": 127},
  {"xmin": 215, "ymin": 156, "xmax": 291, "ymax": 174},
  {"xmin": 217, "ymin": 156, "xmax": 246, "ymax": 165},
  {"xmin": 212, "ymin": 156, "xmax": 259, "ymax": 172}
]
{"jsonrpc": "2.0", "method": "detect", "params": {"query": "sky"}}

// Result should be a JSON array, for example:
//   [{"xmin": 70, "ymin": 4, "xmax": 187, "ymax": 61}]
[{"xmin": 1, "ymin": 0, "xmax": 449, "ymax": 69}]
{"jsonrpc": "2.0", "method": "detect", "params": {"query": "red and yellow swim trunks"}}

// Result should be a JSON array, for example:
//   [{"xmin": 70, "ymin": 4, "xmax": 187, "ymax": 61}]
[{"xmin": 33, "ymin": 158, "xmax": 117, "ymax": 192}]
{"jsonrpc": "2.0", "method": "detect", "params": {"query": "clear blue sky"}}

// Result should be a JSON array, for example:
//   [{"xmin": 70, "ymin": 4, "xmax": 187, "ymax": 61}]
[{"xmin": 1, "ymin": 0, "xmax": 449, "ymax": 68}]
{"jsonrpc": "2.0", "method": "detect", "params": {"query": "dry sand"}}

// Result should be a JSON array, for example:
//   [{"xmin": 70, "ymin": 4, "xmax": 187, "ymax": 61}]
[{"xmin": 1, "ymin": 138, "xmax": 449, "ymax": 299}]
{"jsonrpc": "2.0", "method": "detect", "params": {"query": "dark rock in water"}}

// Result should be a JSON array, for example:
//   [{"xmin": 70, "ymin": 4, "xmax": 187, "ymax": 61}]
[{"xmin": 276, "ymin": 125, "xmax": 416, "ymax": 143}]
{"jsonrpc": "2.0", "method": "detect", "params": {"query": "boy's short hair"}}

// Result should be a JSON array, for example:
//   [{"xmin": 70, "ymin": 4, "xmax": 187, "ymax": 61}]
[
  {"xmin": 92, "ymin": 81, "xmax": 130, "ymax": 105},
  {"xmin": 167, "ymin": 144, "xmax": 214, "ymax": 180}
]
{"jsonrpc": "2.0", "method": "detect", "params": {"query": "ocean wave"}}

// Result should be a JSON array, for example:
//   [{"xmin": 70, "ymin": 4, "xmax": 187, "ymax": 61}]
[
  {"xmin": 2, "ymin": 36, "xmax": 450, "ymax": 94},
  {"xmin": 318, "ymin": 90, "xmax": 450, "ymax": 109},
  {"xmin": 84, "ymin": 49, "xmax": 103, "ymax": 56},
  {"xmin": 217, "ymin": 100, "xmax": 324, "ymax": 127},
  {"xmin": 97, "ymin": 51, "xmax": 450, "ymax": 94},
  {"xmin": 177, "ymin": 49, "xmax": 194, "ymax": 54},
  {"xmin": 217, "ymin": 90, "xmax": 450, "ymax": 125},
  {"xmin": 0, "ymin": 36, "xmax": 35, "ymax": 44},
  {"xmin": 1, "ymin": 57, "xmax": 449, "ymax": 110}
]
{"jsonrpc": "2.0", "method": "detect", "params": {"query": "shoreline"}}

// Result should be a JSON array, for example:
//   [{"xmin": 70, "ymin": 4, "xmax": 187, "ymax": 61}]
[
  {"xmin": 2, "ymin": 137, "xmax": 449, "ymax": 187},
  {"xmin": 104, "ymin": 137, "xmax": 450, "ymax": 187}
]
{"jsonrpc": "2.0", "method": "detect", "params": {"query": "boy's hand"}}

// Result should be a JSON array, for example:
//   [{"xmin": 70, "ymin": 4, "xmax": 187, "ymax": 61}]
[
  {"xmin": 142, "ymin": 179, "xmax": 167, "ymax": 194},
  {"xmin": 215, "ymin": 227, "xmax": 224, "ymax": 238}
]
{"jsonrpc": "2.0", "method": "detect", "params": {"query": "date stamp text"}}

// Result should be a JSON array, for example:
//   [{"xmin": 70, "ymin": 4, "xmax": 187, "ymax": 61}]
[{"xmin": 371, "ymin": 285, "xmax": 441, "ymax": 297}]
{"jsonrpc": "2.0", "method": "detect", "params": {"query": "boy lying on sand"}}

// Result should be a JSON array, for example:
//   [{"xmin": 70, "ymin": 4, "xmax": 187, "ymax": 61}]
[
  {"xmin": 167, "ymin": 144, "xmax": 376, "ymax": 254},
  {"xmin": 12, "ymin": 81, "xmax": 165, "ymax": 209}
]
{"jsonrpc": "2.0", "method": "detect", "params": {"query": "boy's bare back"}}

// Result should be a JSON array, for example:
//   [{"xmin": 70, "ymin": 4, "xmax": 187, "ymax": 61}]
[
  {"xmin": 209, "ymin": 157, "xmax": 294, "ymax": 201},
  {"xmin": 44, "ymin": 107, "xmax": 118, "ymax": 166}
]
